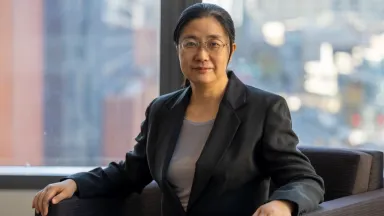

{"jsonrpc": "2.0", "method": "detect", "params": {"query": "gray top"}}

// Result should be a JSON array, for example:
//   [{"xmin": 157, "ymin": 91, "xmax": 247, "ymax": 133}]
[{"xmin": 167, "ymin": 118, "xmax": 215, "ymax": 211}]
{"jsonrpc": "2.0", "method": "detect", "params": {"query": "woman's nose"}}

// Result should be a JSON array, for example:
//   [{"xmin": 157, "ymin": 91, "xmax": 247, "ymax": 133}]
[{"xmin": 194, "ymin": 46, "xmax": 210, "ymax": 61}]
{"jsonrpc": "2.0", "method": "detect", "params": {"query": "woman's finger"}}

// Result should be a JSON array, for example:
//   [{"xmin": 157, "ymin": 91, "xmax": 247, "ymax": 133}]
[
  {"xmin": 42, "ymin": 189, "xmax": 58, "ymax": 216},
  {"xmin": 32, "ymin": 191, "xmax": 41, "ymax": 212},
  {"xmin": 37, "ymin": 189, "xmax": 47, "ymax": 215}
]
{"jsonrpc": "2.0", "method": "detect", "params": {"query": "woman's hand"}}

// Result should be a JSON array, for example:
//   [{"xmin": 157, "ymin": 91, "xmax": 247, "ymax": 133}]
[
  {"xmin": 32, "ymin": 179, "xmax": 77, "ymax": 216},
  {"xmin": 253, "ymin": 200, "xmax": 294, "ymax": 216}
]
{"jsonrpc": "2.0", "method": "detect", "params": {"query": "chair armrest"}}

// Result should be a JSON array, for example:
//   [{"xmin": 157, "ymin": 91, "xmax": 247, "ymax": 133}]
[
  {"xmin": 35, "ymin": 196, "xmax": 124, "ymax": 216},
  {"xmin": 304, "ymin": 188, "xmax": 384, "ymax": 216},
  {"xmin": 39, "ymin": 181, "xmax": 161, "ymax": 216}
]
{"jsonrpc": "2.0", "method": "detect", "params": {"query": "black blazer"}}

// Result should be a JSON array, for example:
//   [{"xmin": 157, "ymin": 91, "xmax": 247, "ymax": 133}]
[{"xmin": 67, "ymin": 71, "xmax": 325, "ymax": 216}]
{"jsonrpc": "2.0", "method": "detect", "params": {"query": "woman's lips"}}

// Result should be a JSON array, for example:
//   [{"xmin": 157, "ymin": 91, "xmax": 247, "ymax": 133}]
[{"xmin": 193, "ymin": 67, "xmax": 212, "ymax": 73}]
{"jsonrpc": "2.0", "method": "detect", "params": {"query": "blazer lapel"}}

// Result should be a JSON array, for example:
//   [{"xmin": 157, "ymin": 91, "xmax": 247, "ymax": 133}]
[
  {"xmin": 187, "ymin": 102, "xmax": 240, "ymax": 210},
  {"xmin": 187, "ymin": 71, "xmax": 247, "ymax": 210},
  {"xmin": 154, "ymin": 87, "xmax": 191, "ymax": 184},
  {"xmin": 150, "ymin": 89, "xmax": 189, "ymax": 214}
]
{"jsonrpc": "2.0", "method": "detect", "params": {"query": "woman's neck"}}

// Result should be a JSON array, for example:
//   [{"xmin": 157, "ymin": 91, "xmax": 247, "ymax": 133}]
[{"xmin": 189, "ymin": 77, "xmax": 228, "ymax": 107}]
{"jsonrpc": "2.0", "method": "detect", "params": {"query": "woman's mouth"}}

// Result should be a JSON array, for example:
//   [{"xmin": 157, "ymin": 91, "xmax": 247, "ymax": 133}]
[{"xmin": 193, "ymin": 67, "xmax": 212, "ymax": 73}]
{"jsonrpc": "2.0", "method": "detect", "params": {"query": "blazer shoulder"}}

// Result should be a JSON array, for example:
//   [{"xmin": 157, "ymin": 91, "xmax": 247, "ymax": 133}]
[
  {"xmin": 245, "ymin": 85, "xmax": 285, "ymax": 106},
  {"xmin": 149, "ymin": 88, "xmax": 185, "ymax": 112}
]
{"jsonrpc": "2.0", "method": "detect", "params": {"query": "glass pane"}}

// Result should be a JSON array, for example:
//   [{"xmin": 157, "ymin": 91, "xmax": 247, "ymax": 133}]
[
  {"xmin": 0, "ymin": 0, "xmax": 160, "ymax": 166},
  {"xmin": 204, "ymin": 0, "xmax": 384, "ymax": 151}
]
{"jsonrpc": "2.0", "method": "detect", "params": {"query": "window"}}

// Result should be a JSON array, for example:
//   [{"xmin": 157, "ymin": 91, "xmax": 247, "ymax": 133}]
[
  {"xmin": 0, "ymin": 0, "xmax": 160, "ymax": 167},
  {"xmin": 205, "ymin": 0, "xmax": 384, "ymax": 152}
]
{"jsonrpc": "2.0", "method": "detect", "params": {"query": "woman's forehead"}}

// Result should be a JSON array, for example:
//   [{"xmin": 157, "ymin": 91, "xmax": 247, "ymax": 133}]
[{"xmin": 180, "ymin": 17, "xmax": 227, "ymax": 40}]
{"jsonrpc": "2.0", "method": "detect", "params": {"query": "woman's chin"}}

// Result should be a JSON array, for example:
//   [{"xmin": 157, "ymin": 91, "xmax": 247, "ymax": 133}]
[
  {"xmin": 190, "ymin": 79, "xmax": 215, "ymax": 86},
  {"xmin": 190, "ymin": 73, "xmax": 223, "ymax": 85}
]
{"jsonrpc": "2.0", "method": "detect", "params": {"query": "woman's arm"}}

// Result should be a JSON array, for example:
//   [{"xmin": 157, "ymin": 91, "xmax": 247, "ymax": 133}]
[{"xmin": 260, "ymin": 96, "xmax": 325, "ymax": 216}]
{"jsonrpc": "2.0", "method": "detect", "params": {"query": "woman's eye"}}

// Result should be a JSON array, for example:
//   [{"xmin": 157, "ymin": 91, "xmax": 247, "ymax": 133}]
[
  {"xmin": 184, "ymin": 42, "xmax": 197, "ymax": 47},
  {"xmin": 209, "ymin": 42, "xmax": 220, "ymax": 48}
]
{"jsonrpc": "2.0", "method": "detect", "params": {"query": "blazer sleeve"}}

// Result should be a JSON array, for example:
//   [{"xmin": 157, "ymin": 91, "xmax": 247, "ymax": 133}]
[
  {"xmin": 261, "ymin": 96, "xmax": 325, "ymax": 216},
  {"xmin": 62, "ymin": 99, "xmax": 155, "ymax": 198}
]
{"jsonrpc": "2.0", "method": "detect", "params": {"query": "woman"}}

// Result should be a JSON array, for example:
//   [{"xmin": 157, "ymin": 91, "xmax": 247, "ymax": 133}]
[{"xmin": 32, "ymin": 3, "xmax": 324, "ymax": 216}]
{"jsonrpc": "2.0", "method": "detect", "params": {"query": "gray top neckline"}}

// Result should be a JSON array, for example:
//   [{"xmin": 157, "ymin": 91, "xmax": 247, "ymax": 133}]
[{"xmin": 183, "ymin": 118, "xmax": 215, "ymax": 126}]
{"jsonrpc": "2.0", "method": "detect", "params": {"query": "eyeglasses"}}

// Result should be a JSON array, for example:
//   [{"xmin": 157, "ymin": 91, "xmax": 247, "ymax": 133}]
[{"xmin": 179, "ymin": 39, "xmax": 228, "ymax": 53}]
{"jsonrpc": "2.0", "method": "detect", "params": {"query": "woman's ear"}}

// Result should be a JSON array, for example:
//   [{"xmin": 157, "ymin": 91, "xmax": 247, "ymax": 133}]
[
  {"xmin": 177, "ymin": 46, "xmax": 183, "ymax": 58},
  {"xmin": 175, "ymin": 44, "xmax": 180, "ymax": 55},
  {"xmin": 229, "ymin": 43, "xmax": 237, "ymax": 62}
]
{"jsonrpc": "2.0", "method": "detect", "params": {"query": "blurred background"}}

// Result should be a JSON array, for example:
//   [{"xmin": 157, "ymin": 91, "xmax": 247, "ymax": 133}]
[
  {"xmin": 208, "ymin": 0, "xmax": 384, "ymax": 153},
  {"xmin": 1, "ymin": 0, "xmax": 383, "ymax": 167},
  {"xmin": 0, "ymin": 0, "xmax": 160, "ymax": 166}
]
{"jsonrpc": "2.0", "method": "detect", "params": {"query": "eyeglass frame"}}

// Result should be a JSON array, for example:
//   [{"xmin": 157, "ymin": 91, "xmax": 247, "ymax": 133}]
[{"xmin": 177, "ymin": 38, "xmax": 229, "ymax": 53}]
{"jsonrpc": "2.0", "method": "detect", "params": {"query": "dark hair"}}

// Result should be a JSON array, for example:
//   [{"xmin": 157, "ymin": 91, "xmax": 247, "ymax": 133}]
[{"xmin": 173, "ymin": 3, "xmax": 236, "ymax": 87}]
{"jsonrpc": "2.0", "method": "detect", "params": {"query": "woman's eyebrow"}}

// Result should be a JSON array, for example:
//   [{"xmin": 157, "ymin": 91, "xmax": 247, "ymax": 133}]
[
  {"xmin": 180, "ymin": 34, "xmax": 224, "ymax": 41},
  {"xmin": 180, "ymin": 35, "xmax": 199, "ymax": 41},
  {"xmin": 206, "ymin": 34, "xmax": 224, "ymax": 39}
]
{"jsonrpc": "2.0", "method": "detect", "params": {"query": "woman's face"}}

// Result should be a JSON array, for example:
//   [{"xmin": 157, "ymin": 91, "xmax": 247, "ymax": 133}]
[{"xmin": 177, "ymin": 16, "xmax": 236, "ymax": 86}]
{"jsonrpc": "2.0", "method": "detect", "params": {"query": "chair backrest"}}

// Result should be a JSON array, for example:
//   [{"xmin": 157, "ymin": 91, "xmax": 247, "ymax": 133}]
[{"xmin": 297, "ymin": 146, "xmax": 383, "ymax": 201}]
